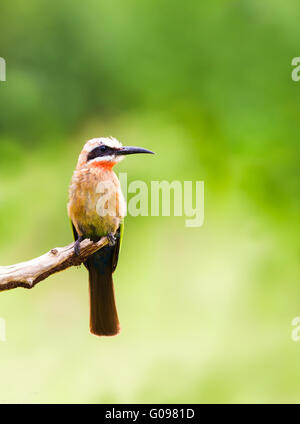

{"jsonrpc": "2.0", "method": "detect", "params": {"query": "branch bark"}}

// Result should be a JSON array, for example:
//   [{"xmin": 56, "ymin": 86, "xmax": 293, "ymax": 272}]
[{"xmin": 0, "ymin": 237, "xmax": 109, "ymax": 292}]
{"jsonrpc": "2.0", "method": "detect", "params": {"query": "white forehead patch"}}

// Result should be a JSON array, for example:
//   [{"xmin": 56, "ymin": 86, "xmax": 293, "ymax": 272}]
[{"xmin": 84, "ymin": 137, "xmax": 122, "ymax": 152}]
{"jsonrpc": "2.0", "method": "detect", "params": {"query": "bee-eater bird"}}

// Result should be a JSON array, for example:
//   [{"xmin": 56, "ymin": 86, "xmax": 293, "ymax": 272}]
[{"xmin": 68, "ymin": 137, "xmax": 154, "ymax": 337}]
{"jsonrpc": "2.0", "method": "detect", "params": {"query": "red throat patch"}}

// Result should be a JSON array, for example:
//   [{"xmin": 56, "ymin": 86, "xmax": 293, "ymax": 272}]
[{"xmin": 91, "ymin": 161, "xmax": 117, "ymax": 170}]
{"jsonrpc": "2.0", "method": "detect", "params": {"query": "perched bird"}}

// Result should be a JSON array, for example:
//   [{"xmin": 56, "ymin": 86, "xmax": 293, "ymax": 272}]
[{"xmin": 68, "ymin": 137, "xmax": 154, "ymax": 337}]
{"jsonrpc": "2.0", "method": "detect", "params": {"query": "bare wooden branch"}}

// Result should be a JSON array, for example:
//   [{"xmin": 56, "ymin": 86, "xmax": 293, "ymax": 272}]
[{"xmin": 0, "ymin": 237, "xmax": 109, "ymax": 291}]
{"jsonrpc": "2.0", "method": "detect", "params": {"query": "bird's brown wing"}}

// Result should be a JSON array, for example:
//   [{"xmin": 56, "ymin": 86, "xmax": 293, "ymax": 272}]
[
  {"xmin": 71, "ymin": 221, "xmax": 78, "ymax": 241},
  {"xmin": 112, "ymin": 223, "xmax": 123, "ymax": 273}
]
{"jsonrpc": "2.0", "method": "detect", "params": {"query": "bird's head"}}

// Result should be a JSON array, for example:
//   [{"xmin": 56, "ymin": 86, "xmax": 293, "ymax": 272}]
[{"xmin": 78, "ymin": 137, "xmax": 154, "ymax": 170}]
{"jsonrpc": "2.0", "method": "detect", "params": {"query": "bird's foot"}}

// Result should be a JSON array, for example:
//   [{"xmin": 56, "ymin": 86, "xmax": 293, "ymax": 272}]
[
  {"xmin": 74, "ymin": 236, "xmax": 84, "ymax": 256},
  {"xmin": 107, "ymin": 232, "xmax": 117, "ymax": 247}
]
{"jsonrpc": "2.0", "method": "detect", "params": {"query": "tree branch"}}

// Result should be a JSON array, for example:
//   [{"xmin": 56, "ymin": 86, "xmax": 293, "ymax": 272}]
[{"xmin": 0, "ymin": 237, "xmax": 109, "ymax": 291}]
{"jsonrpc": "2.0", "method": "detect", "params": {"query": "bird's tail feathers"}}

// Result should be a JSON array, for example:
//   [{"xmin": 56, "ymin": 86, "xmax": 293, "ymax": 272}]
[{"xmin": 87, "ymin": 250, "xmax": 120, "ymax": 337}]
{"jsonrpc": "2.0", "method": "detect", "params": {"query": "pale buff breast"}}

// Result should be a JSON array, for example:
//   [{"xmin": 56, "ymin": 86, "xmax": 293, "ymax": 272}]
[{"xmin": 68, "ymin": 166, "xmax": 126, "ymax": 238}]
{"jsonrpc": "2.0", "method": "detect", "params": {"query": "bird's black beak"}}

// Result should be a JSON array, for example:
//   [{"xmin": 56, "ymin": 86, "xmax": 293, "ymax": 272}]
[{"xmin": 116, "ymin": 146, "xmax": 155, "ymax": 156}]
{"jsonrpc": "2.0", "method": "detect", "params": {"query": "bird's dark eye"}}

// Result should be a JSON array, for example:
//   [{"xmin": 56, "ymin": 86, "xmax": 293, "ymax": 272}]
[{"xmin": 87, "ymin": 144, "xmax": 113, "ymax": 161}]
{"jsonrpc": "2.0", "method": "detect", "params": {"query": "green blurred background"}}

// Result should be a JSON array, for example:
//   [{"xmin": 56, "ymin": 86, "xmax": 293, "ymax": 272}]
[{"xmin": 0, "ymin": 0, "xmax": 299, "ymax": 403}]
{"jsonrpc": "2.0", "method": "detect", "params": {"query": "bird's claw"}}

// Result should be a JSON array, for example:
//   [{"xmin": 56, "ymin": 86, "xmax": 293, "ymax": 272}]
[
  {"xmin": 107, "ymin": 233, "xmax": 117, "ymax": 247},
  {"xmin": 74, "ymin": 236, "xmax": 84, "ymax": 256}
]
